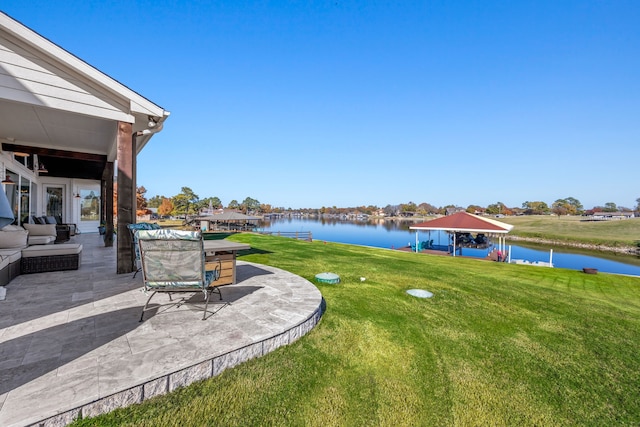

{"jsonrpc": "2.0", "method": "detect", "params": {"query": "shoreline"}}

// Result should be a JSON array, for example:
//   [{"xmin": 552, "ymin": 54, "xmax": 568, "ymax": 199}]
[{"xmin": 505, "ymin": 235, "xmax": 638, "ymax": 255}]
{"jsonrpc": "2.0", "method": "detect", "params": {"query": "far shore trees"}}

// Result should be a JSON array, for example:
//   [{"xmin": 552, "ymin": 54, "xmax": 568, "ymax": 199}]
[
  {"xmin": 200, "ymin": 196, "xmax": 222, "ymax": 211},
  {"xmin": 522, "ymin": 201, "xmax": 550, "ymax": 215},
  {"xmin": 552, "ymin": 197, "xmax": 583, "ymax": 216},
  {"xmin": 383, "ymin": 204, "xmax": 398, "ymax": 216},
  {"xmin": 400, "ymin": 202, "xmax": 418, "ymax": 216},
  {"xmin": 158, "ymin": 198, "xmax": 173, "ymax": 217},
  {"xmin": 466, "ymin": 204, "xmax": 483, "ymax": 214},
  {"xmin": 241, "ymin": 197, "xmax": 261, "ymax": 214},
  {"xmin": 146, "ymin": 195, "xmax": 164, "ymax": 209},
  {"xmin": 419, "ymin": 202, "xmax": 439, "ymax": 215},
  {"xmin": 136, "ymin": 186, "xmax": 150, "ymax": 217},
  {"xmin": 486, "ymin": 202, "xmax": 511, "ymax": 215},
  {"xmin": 171, "ymin": 187, "xmax": 199, "ymax": 218},
  {"xmin": 142, "ymin": 187, "xmax": 635, "ymax": 218}
]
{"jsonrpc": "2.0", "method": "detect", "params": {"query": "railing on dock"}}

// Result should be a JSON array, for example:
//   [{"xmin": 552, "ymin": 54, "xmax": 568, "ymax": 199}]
[{"xmin": 257, "ymin": 231, "xmax": 312, "ymax": 242}]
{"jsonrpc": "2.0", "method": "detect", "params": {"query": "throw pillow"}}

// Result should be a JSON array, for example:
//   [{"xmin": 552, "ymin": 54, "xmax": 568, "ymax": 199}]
[{"xmin": 0, "ymin": 228, "xmax": 28, "ymax": 249}]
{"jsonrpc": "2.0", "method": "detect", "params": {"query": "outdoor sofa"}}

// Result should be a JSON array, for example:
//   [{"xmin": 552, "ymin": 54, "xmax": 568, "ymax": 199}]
[{"xmin": 0, "ymin": 224, "xmax": 82, "ymax": 285}]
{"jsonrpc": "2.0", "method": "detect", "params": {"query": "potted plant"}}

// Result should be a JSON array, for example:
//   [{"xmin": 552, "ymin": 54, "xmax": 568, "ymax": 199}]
[{"xmin": 98, "ymin": 224, "xmax": 106, "ymax": 235}]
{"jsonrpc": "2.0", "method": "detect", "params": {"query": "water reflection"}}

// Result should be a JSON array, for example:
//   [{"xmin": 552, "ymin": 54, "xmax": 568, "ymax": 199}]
[
  {"xmin": 260, "ymin": 216, "xmax": 415, "ymax": 233},
  {"xmin": 509, "ymin": 240, "xmax": 640, "ymax": 268}
]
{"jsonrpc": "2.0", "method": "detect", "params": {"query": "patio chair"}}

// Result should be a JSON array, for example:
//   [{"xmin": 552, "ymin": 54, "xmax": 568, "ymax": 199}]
[
  {"xmin": 40, "ymin": 215, "xmax": 72, "ymax": 243},
  {"xmin": 54, "ymin": 215, "xmax": 78, "ymax": 236},
  {"xmin": 127, "ymin": 222, "xmax": 162, "ymax": 278},
  {"xmin": 137, "ymin": 228, "xmax": 222, "ymax": 321}
]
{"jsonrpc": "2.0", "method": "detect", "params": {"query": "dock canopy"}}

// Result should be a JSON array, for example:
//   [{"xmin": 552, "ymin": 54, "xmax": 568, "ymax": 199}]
[
  {"xmin": 409, "ymin": 212, "xmax": 514, "ymax": 234},
  {"xmin": 409, "ymin": 212, "xmax": 513, "ymax": 257}
]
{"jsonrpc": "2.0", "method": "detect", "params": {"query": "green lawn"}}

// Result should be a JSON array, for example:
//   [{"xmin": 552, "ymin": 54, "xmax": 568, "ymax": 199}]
[
  {"xmin": 501, "ymin": 215, "xmax": 640, "ymax": 248},
  {"xmin": 73, "ymin": 234, "xmax": 640, "ymax": 426}
]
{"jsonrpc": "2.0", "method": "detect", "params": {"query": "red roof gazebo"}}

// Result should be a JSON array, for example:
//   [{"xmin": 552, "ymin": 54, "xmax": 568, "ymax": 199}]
[{"xmin": 409, "ymin": 212, "xmax": 513, "ymax": 257}]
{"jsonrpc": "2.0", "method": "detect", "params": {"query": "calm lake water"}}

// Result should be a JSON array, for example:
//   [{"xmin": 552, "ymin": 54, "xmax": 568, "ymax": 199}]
[{"xmin": 258, "ymin": 217, "xmax": 640, "ymax": 277}]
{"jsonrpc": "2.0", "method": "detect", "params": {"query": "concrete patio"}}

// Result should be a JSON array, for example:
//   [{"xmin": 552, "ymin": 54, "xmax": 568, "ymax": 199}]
[{"xmin": 0, "ymin": 233, "xmax": 323, "ymax": 427}]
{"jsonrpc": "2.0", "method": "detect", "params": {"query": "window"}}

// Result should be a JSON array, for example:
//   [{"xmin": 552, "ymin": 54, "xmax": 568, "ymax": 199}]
[
  {"xmin": 20, "ymin": 177, "xmax": 30, "ymax": 224},
  {"xmin": 80, "ymin": 189, "xmax": 100, "ymax": 221},
  {"xmin": 4, "ymin": 169, "xmax": 19, "ymax": 224}
]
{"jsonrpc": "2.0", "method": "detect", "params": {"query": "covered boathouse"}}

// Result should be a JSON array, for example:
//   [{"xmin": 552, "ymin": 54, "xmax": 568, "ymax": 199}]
[{"xmin": 409, "ymin": 211, "xmax": 514, "ymax": 258}]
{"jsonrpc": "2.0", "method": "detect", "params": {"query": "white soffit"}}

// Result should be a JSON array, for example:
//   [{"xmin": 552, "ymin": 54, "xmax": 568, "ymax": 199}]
[{"xmin": 0, "ymin": 12, "xmax": 165, "ymax": 118}]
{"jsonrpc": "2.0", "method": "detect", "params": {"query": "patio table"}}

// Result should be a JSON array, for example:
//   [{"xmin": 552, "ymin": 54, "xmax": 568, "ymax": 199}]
[{"xmin": 203, "ymin": 240, "xmax": 250, "ymax": 285}]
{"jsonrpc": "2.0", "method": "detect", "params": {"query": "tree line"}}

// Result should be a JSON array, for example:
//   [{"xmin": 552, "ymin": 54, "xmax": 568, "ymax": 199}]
[
  {"xmin": 390, "ymin": 198, "xmax": 638, "ymax": 216},
  {"xmin": 138, "ymin": 186, "xmax": 263, "ymax": 218},
  {"xmin": 136, "ymin": 187, "xmax": 640, "ymax": 218}
]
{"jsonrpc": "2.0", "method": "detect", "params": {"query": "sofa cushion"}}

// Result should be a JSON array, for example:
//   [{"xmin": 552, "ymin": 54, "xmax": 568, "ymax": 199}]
[
  {"xmin": 27, "ymin": 235, "xmax": 56, "ymax": 245},
  {"xmin": 0, "ymin": 228, "xmax": 29, "ymax": 249},
  {"xmin": 23, "ymin": 223, "xmax": 57, "ymax": 236},
  {"xmin": 0, "ymin": 249, "xmax": 22, "ymax": 263},
  {"xmin": 22, "ymin": 243, "xmax": 82, "ymax": 257}
]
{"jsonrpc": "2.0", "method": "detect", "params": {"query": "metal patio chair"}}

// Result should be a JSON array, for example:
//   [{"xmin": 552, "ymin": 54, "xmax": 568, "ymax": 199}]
[
  {"xmin": 127, "ymin": 222, "xmax": 162, "ymax": 278},
  {"xmin": 137, "ymin": 228, "xmax": 222, "ymax": 321}
]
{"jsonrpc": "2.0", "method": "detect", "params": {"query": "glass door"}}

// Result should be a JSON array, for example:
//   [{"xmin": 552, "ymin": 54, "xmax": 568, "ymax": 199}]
[
  {"xmin": 20, "ymin": 177, "xmax": 30, "ymax": 225},
  {"xmin": 45, "ymin": 186, "xmax": 64, "ymax": 221}
]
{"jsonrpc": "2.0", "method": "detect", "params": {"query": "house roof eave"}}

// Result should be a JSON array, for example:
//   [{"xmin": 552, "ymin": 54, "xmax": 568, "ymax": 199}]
[{"xmin": 0, "ymin": 12, "xmax": 166, "ymax": 120}]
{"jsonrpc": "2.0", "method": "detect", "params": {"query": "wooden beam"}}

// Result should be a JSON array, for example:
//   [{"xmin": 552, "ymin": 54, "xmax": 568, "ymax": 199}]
[
  {"xmin": 116, "ymin": 122, "xmax": 135, "ymax": 273},
  {"xmin": 1, "ymin": 143, "xmax": 107, "ymax": 162},
  {"xmin": 102, "ymin": 162, "xmax": 114, "ymax": 247}
]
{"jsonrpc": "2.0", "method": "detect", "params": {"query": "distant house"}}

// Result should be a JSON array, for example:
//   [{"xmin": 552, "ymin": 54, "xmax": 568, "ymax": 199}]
[
  {"xmin": 445, "ymin": 207, "xmax": 465, "ymax": 216},
  {"xmin": 137, "ymin": 208, "xmax": 158, "ymax": 221},
  {"xmin": 591, "ymin": 212, "xmax": 635, "ymax": 220}
]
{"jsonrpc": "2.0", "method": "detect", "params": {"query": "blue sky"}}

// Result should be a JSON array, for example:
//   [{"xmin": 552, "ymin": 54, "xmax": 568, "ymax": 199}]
[{"xmin": 3, "ymin": 1, "xmax": 639, "ymax": 209}]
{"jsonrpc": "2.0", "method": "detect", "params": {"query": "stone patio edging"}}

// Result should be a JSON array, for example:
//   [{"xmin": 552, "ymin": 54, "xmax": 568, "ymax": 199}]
[{"xmin": 34, "ymin": 302, "xmax": 325, "ymax": 426}]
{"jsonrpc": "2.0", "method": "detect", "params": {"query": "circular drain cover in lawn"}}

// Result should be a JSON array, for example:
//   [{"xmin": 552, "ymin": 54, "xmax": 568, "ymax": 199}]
[
  {"xmin": 406, "ymin": 289, "xmax": 433, "ymax": 298},
  {"xmin": 315, "ymin": 272, "xmax": 340, "ymax": 284}
]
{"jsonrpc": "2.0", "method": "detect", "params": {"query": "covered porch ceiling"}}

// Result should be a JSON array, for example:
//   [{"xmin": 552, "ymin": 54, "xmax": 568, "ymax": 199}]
[
  {"xmin": 0, "ymin": 95, "xmax": 162, "ymax": 180},
  {"xmin": 2, "ymin": 142, "xmax": 107, "ymax": 180},
  {"xmin": 0, "ymin": 98, "xmax": 114, "ymax": 179}
]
